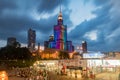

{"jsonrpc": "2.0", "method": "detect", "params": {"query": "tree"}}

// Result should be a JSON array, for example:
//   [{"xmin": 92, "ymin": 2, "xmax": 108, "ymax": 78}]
[
  {"xmin": 0, "ymin": 46, "xmax": 32, "ymax": 60},
  {"xmin": 0, "ymin": 46, "xmax": 34, "ymax": 68},
  {"xmin": 13, "ymin": 41, "xmax": 21, "ymax": 48}
]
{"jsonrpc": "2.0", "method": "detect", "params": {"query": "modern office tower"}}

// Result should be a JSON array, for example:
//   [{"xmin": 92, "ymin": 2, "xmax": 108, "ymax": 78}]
[
  {"xmin": 28, "ymin": 28, "xmax": 36, "ymax": 52},
  {"xmin": 38, "ymin": 43, "xmax": 40, "ymax": 51},
  {"xmin": 44, "ymin": 41, "xmax": 49, "ymax": 49},
  {"xmin": 44, "ymin": 11, "xmax": 74, "ymax": 52},
  {"xmin": 7, "ymin": 37, "xmax": 20, "ymax": 47},
  {"xmin": 7, "ymin": 37, "xmax": 16, "ymax": 46},
  {"xmin": 82, "ymin": 41, "xmax": 87, "ymax": 53}
]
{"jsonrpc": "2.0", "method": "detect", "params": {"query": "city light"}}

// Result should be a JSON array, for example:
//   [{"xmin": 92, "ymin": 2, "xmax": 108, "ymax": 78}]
[
  {"xmin": 0, "ymin": 71, "xmax": 8, "ymax": 80},
  {"xmin": 0, "ymin": 0, "xmax": 120, "ymax": 80}
]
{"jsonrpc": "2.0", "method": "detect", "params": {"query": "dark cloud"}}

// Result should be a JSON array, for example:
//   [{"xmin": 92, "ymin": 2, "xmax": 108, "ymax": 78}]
[
  {"xmin": 37, "ymin": 0, "xmax": 59, "ymax": 13},
  {"xmin": 37, "ymin": 0, "xmax": 69, "ymax": 13},
  {"xmin": 93, "ymin": 0, "xmax": 109, "ymax": 6},
  {"xmin": 0, "ymin": 11, "xmax": 57, "ymax": 44},
  {"xmin": 0, "ymin": 0, "xmax": 71, "ymax": 47},
  {"xmin": 0, "ymin": 0, "xmax": 120, "ymax": 52},
  {"xmin": 69, "ymin": 0, "xmax": 120, "ymax": 52},
  {"xmin": 0, "ymin": 0, "xmax": 17, "ymax": 10},
  {"xmin": 68, "ymin": 3, "xmax": 112, "ymax": 40}
]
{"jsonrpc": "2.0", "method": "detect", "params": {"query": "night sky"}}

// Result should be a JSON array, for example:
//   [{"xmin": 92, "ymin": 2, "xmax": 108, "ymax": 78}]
[{"xmin": 0, "ymin": 0, "xmax": 120, "ymax": 52}]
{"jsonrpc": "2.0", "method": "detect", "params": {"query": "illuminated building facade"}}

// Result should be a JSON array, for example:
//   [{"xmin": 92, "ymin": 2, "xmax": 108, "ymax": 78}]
[
  {"xmin": 82, "ymin": 41, "xmax": 87, "ymax": 53},
  {"xmin": 44, "ymin": 12, "xmax": 74, "ymax": 52},
  {"xmin": 28, "ymin": 28, "xmax": 36, "ymax": 51}
]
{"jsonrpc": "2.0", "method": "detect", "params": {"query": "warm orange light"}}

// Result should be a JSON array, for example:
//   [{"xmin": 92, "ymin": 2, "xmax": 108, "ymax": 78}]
[
  {"xmin": 32, "ymin": 53, "xmax": 36, "ymax": 56},
  {"xmin": 0, "ymin": 71, "xmax": 8, "ymax": 80}
]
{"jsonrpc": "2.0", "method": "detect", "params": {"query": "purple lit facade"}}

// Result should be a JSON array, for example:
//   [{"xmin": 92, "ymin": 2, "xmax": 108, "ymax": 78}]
[{"xmin": 44, "ymin": 12, "xmax": 74, "ymax": 52}]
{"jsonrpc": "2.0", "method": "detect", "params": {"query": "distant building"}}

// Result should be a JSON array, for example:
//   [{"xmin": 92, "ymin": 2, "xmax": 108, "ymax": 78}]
[
  {"xmin": 28, "ymin": 28, "xmax": 36, "ymax": 52},
  {"xmin": 7, "ymin": 37, "xmax": 16, "ymax": 46},
  {"xmin": 49, "ymin": 35, "xmax": 54, "ymax": 41},
  {"xmin": 38, "ymin": 43, "xmax": 40, "ymax": 51},
  {"xmin": 7, "ymin": 37, "xmax": 20, "ymax": 47},
  {"xmin": 44, "ymin": 11, "xmax": 74, "ymax": 52},
  {"xmin": 82, "ymin": 41, "xmax": 87, "ymax": 53}
]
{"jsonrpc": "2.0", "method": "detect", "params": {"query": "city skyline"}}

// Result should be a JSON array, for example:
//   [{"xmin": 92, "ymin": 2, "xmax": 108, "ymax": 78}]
[{"xmin": 0, "ymin": 0, "xmax": 120, "ymax": 51}]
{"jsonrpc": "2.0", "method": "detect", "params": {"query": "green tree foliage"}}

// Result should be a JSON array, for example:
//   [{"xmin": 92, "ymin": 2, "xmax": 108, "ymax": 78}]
[
  {"xmin": 0, "ymin": 46, "xmax": 36, "ymax": 68},
  {"xmin": 0, "ymin": 46, "xmax": 32, "ymax": 60},
  {"xmin": 13, "ymin": 41, "xmax": 21, "ymax": 48}
]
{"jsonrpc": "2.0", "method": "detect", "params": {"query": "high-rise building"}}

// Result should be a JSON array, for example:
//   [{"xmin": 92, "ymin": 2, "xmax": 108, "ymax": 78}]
[
  {"xmin": 7, "ymin": 37, "xmax": 20, "ymax": 47},
  {"xmin": 7, "ymin": 37, "xmax": 16, "ymax": 46},
  {"xmin": 49, "ymin": 35, "xmax": 54, "ymax": 41},
  {"xmin": 38, "ymin": 43, "xmax": 40, "ymax": 51},
  {"xmin": 28, "ymin": 28, "xmax": 36, "ymax": 52},
  {"xmin": 44, "ymin": 11, "xmax": 74, "ymax": 52},
  {"xmin": 82, "ymin": 41, "xmax": 87, "ymax": 53}
]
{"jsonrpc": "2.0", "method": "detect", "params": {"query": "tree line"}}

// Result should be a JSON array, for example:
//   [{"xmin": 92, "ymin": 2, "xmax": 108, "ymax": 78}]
[{"xmin": 0, "ymin": 46, "xmax": 32, "ymax": 60}]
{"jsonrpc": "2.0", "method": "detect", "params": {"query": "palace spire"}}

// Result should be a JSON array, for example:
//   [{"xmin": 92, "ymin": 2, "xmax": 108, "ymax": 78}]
[{"xmin": 58, "ymin": 0, "xmax": 63, "ymax": 25}]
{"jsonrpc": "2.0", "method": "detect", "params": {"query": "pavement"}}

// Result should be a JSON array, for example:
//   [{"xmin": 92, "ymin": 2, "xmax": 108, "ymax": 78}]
[
  {"xmin": 9, "ymin": 77, "xmax": 25, "ymax": 80},
  {"xmin": 95, "ymin": 72, "xmax": 119, "ymax": 80},
  {"xmin": 3, "ymin": 69, "xmax": 120, "ymax": 80},
  {"xmin": 7, "ymin": 73, "xmax": 120, "ymax": 80}
]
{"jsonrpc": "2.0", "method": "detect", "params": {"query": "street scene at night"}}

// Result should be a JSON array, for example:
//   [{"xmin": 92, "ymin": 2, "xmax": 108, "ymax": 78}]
[{"xmin": 0, "ymin": 0, "xmax": 120, "ymax": 80}]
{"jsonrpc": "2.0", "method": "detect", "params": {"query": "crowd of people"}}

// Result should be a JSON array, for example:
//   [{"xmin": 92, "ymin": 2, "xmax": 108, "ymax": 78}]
[{"xmin": 9, "ymin": 67, "xmax": 49, "ymax": 80}]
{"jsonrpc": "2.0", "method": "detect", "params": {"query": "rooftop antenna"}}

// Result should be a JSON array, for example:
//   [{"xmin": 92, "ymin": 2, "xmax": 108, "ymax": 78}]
[
  {"xmin": 59, "ymin": 0, "xmax": 62, "ymax": 13},
  {"xmin": 58, "ymin": 0, "xmax": 63, "ymax": 21}
]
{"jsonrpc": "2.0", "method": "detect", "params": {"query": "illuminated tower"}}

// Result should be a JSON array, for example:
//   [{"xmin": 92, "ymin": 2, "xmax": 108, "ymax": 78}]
[
  {"xmin": 82, "ymin": 41, "xmax": 87, "ymax": 53},
  {"xmin": 44, "ymin": 1, "xmax": 74, "ymax": 52},
  {"xmin": 28, "ymin": 28, "xmax": 36, "ymax": 52},
  {"xmin": 54, "ymin": 11, "xmax": 67, "ymax": 50}
]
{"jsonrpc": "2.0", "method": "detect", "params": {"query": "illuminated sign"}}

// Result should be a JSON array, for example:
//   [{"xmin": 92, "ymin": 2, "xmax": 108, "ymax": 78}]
[
  {"xmin": 83, "ymin": 52, "xmax": 104, "ymax": 58},
  {"xmin": 87, "ymin": 60, "xmax": 120, "ymax": 67}
]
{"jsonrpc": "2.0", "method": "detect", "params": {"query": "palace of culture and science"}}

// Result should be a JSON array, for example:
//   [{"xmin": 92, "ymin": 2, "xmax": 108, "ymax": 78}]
[{"xmin": 44, "ymin": 11, "xmax": 74, "ymax": 52}]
